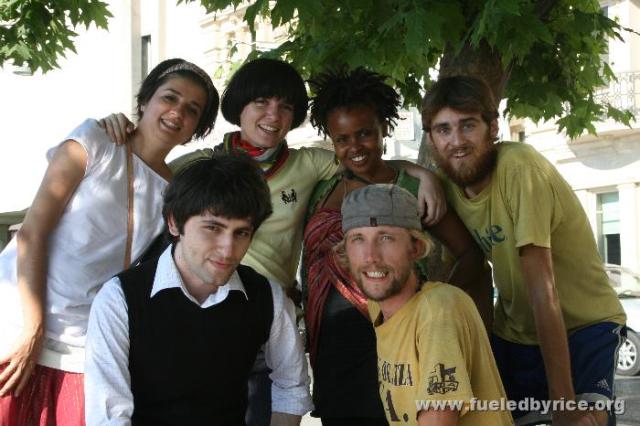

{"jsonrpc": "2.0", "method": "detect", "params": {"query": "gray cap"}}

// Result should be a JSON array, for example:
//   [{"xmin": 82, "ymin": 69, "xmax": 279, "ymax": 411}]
[{"xmin": 341, "ymin": 184, "xmax": 421, "ymax": 234}]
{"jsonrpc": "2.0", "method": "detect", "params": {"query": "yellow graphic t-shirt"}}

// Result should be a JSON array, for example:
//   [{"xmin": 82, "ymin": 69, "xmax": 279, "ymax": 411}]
[
  {"xmin": 370, "ymin": 282, "xmax": 513, "ymax": 426},
  {"xmin": 440, "ymin": 142, "xmax": 625, "ymax": 344}
]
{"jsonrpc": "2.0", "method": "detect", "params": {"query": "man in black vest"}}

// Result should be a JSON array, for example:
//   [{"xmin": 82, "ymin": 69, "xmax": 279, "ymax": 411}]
[{"xmin": 84, "ymin": 155, "xmax": 312, "ymax": 425}]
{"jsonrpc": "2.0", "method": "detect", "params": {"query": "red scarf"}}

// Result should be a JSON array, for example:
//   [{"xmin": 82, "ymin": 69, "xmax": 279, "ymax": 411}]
[{"xmin": 217, "ymin": 132, "xmax": 289, "ymax": 179}]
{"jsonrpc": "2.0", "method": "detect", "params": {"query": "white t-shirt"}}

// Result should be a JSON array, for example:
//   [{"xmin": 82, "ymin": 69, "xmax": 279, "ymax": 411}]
[{"xmin": 0, "ymin": 119, "xmax": 167, "ymax": 372}]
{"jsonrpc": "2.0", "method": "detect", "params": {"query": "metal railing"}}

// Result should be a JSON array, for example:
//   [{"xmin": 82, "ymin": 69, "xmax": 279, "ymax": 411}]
[{"xmin": 595, "ymin": 71, "xmax": 640, "ymax": 116}]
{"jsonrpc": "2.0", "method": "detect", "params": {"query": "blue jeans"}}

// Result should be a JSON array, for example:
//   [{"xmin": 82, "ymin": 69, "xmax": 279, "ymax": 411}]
[{"xmin": 245, "ymin": 348, "xmax": 272, "ymax": 426}]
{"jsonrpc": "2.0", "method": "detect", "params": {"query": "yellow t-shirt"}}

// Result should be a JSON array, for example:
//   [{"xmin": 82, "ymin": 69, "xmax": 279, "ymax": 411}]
[
  {"xmin": 171, "ymin": 146, "xmax": 338, "ymax": 287},
  {"xmin": 440, "ymin": 142, "xmax": 625, "ymax": 344},
  {"xmin": 370, "ymin": 282, "xmax": 513, "ymax": 426}
]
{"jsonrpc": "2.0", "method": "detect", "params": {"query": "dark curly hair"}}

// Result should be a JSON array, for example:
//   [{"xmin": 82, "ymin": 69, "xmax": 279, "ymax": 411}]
[{"xmin": 309, "ymin": 67, "xmax": 401, "ymax": 136}]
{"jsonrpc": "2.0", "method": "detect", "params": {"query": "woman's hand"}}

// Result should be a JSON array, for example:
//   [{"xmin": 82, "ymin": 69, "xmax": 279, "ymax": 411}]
[
  {"xmin": 0, "ymin": 139, "xmax": 88, "ymax": 397},
  {"xmin": 415, "ymin": 170, "xmax": 446, "ymax": 226},
  {"xmin": 98, "ymin": 113, "xmax": 135, "ymax": 145},
  {"xmin": 388, "ymin": 160, "xmax": 447, "ymax": 226},
  {"xmin": 0, "ymin": 324, "xmax": 44, "ymax": 397}
]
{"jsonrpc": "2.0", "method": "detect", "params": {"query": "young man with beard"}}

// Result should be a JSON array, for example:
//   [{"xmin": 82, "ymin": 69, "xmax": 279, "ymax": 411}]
[
  {"xmin": 338, "ymin": 184, "xmax": 513, "ymax": 426},
  {"xmin": 84, "ymin": 155, "xmax": 312, "ymax": 425},
  {"xmin": 422, "ymin": 76, "xmax": 626, "ymax": 426}
]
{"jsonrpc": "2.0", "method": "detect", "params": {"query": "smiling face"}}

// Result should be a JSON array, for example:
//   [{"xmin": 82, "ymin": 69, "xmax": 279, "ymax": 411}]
[
  {"xmin": 239, "ymin": 97, "xmax": 294, "ymax": 149},
  {"xmin": 345, "ymin": 225, "xmax": 423, "ymax": 304},
  {"xmin": 327, "ymin": 104, "xmax": 388, "ymax": 181},
  {"xmin": 169, "ymin": 211, "xmax": 254, "ymax": 296},
  {"xmin": 138, "ymin": 76, "xmax": 207, "ymax": 147},
  {"xmin": 426, "ymin": 107, "xmax": 499, "ymax": 197}
]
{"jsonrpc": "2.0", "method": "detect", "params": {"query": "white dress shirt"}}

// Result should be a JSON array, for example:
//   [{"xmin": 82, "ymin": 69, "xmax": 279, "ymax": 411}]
[{"xmin": 85, "ymin": 246, "xmax": 312, "ymax": 425}]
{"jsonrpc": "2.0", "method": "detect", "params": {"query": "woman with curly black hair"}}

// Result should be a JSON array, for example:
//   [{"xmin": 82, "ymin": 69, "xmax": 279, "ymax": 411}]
[{"xmin": 303, "ymin": 67, "xmax": 488, "ymax": 425}]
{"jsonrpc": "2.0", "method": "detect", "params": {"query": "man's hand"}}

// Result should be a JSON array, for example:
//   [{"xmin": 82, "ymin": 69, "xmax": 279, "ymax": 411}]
[
  {"xmin": 417, "ymin": 407, "xmax": 459, "ymax": 425},
  {"xmin": 553, "ymin": 409, "xmax": 601, "ymax": 426},
  {"xmin": 270, "ymin": 412, "xmax": 301, "ymax": 426},
  {"xmin": 97, "ymin": 113, "xmax": 135, "ymax": 145},
  {"xmin": 520, "ymin": 245, "xmax": 598, "ymax": 424}
]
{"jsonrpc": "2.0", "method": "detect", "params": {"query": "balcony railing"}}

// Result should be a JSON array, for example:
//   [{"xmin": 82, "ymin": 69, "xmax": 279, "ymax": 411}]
[{"xmin": 595, "ymin": 71, "xmax": 640, "ymax": 117}]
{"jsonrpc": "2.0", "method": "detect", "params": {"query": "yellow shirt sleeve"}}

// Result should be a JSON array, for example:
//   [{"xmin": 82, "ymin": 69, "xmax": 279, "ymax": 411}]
[
  {"xmin": 305, "ymin": 147, "xmax": 339, "ymax": 182},
  {"xmin": 503, "ymin": 163, "xmax": 563, "ymax": 249},
  {"xmin": 415, "ymin": 288, "xmax": 477, "ymax": 415}
]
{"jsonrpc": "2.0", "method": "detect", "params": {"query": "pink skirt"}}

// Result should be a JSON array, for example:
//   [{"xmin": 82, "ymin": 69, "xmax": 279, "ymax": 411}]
[{"xmin": 0, "ymin": 363, "xmax": 84, "ymax": 426}]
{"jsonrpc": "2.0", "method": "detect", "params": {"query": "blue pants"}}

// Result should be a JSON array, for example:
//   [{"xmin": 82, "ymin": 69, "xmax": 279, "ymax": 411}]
[{"xmin": 491, "ymin": 322, "xmax": 625, "ymax": 425}]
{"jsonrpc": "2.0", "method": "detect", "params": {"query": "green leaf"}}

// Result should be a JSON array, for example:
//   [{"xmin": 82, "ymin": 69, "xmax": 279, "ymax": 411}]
[
  {"xmin": 271, "ymin": 0, "xmax": 297, "ymax": 28},
  {"xmin": 244, "ymin": 0, "xmax": 268, "ymax": 33}
]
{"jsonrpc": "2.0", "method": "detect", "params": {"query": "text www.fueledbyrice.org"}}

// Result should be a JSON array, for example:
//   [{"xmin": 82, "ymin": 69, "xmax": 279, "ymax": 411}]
[{"xmin": 415, "ymin": 397, "xmax": 625, "ymax": 415}]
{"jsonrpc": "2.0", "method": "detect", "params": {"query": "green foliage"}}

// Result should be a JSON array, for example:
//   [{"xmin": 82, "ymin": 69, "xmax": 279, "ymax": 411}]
[
  {"xmin": 2, "ymin": 0, "xmax": 635, "ymax": 137},
  {"xmin": 194, "ymin": 0, "xmax": 635, "ymax": 138},
  {"xmin": 0, "ymin": 0, "xmax": 112, "ymax": 73},
  {"xmin": 504, "ymin": 0, "xmax": 634, "ymax": 137}
]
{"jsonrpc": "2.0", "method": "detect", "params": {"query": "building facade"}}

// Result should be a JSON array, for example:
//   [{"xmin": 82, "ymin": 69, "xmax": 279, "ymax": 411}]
[
  {"xmin": 1, "ymin": 0, "xmax": 637, "ymax": 287},
  {"xmin": 509, "ymin": 0, "xmax": 640, "ymax": 291}
]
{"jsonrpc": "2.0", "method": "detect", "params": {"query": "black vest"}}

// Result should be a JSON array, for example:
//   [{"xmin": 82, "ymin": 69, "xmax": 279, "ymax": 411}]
[{"xmin": 119, "ymin": 257, "xmax": 274, "ymax": 426}]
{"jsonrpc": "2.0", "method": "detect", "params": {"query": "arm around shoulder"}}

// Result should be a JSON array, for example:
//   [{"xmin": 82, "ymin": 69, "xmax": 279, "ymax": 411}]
[
  {"xmin": 168, "ymin": 148, "xmax": 215, "ymax": 174},
  {"xmin": 427, "ymin": 209, "xmax": 493, "ymax": 330},
  {"xmin": 389, "ymin": 159, "xmax": 446, "ymax": 225}
]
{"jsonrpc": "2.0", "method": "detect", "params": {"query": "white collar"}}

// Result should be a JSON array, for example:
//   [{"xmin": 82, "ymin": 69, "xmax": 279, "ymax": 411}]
[{"xmin": 150, "ymin": 245, "xmax": 248, "ymax": 308}]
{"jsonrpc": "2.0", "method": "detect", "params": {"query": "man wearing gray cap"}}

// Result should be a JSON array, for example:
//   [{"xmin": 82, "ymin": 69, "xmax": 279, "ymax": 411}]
[{"xmin": 338, "ymin": 184, "xmax": 513, "ymax": 426}]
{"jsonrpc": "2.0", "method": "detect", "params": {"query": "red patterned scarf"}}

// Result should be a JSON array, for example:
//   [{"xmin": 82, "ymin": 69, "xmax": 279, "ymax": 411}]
[
  {"xmin": 303, "ymin": 207, "xmax": 368, "ymax": 367},
  {"xmin": 217, "ymin": 131, "xmax": 289, "ymax": 179}
]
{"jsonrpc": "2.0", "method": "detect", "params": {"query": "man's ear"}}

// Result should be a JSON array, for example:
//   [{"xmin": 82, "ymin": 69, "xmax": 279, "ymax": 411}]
[
  {"xmin": 167, "ymin": 213, "xmax": 180, "ymax": 238},
  {"xmin": 412, "ymin": 237, "xmax": 428, "ymax": 260}
]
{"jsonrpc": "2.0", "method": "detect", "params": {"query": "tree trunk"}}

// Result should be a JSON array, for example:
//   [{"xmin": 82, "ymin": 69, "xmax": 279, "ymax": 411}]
[
  {"xmin": 417, "ymin": 0, "xmax": 557, "ymax": 281},
  {"xmin": 417, "ymin": 39, "xmax": 511, "ymax": 281}
]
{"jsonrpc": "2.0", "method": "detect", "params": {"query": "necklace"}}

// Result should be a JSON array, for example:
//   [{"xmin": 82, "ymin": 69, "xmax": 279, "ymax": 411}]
[{"xmin": 341, "ymin": 165, "xmax": 399, "ymax": 199}]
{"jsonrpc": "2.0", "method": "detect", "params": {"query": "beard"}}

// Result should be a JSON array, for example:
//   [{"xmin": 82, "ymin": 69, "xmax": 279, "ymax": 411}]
[
  {"xmin": 430, "ymin": 131, "xmax": 497, "ymax": 189},
  {"xmin": 353, "ymin": 265, "xmax": 412, "ymax": 302}
]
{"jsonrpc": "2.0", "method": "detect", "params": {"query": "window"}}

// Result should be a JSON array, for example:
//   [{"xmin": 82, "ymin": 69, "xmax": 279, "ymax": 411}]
[
  {"xmin": 141, "ymin": 35, "xmax": 152, "ymax": 79},
  {"xmin": 596, "ymin": 191, "xmax": 621, "ymax": 265}
]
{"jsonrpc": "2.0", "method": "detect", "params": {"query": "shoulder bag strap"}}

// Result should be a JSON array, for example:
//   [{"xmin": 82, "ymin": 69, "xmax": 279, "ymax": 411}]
[{"xmin": 124, "ymin": 145, "xmax": 134, "ymax": 269}]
